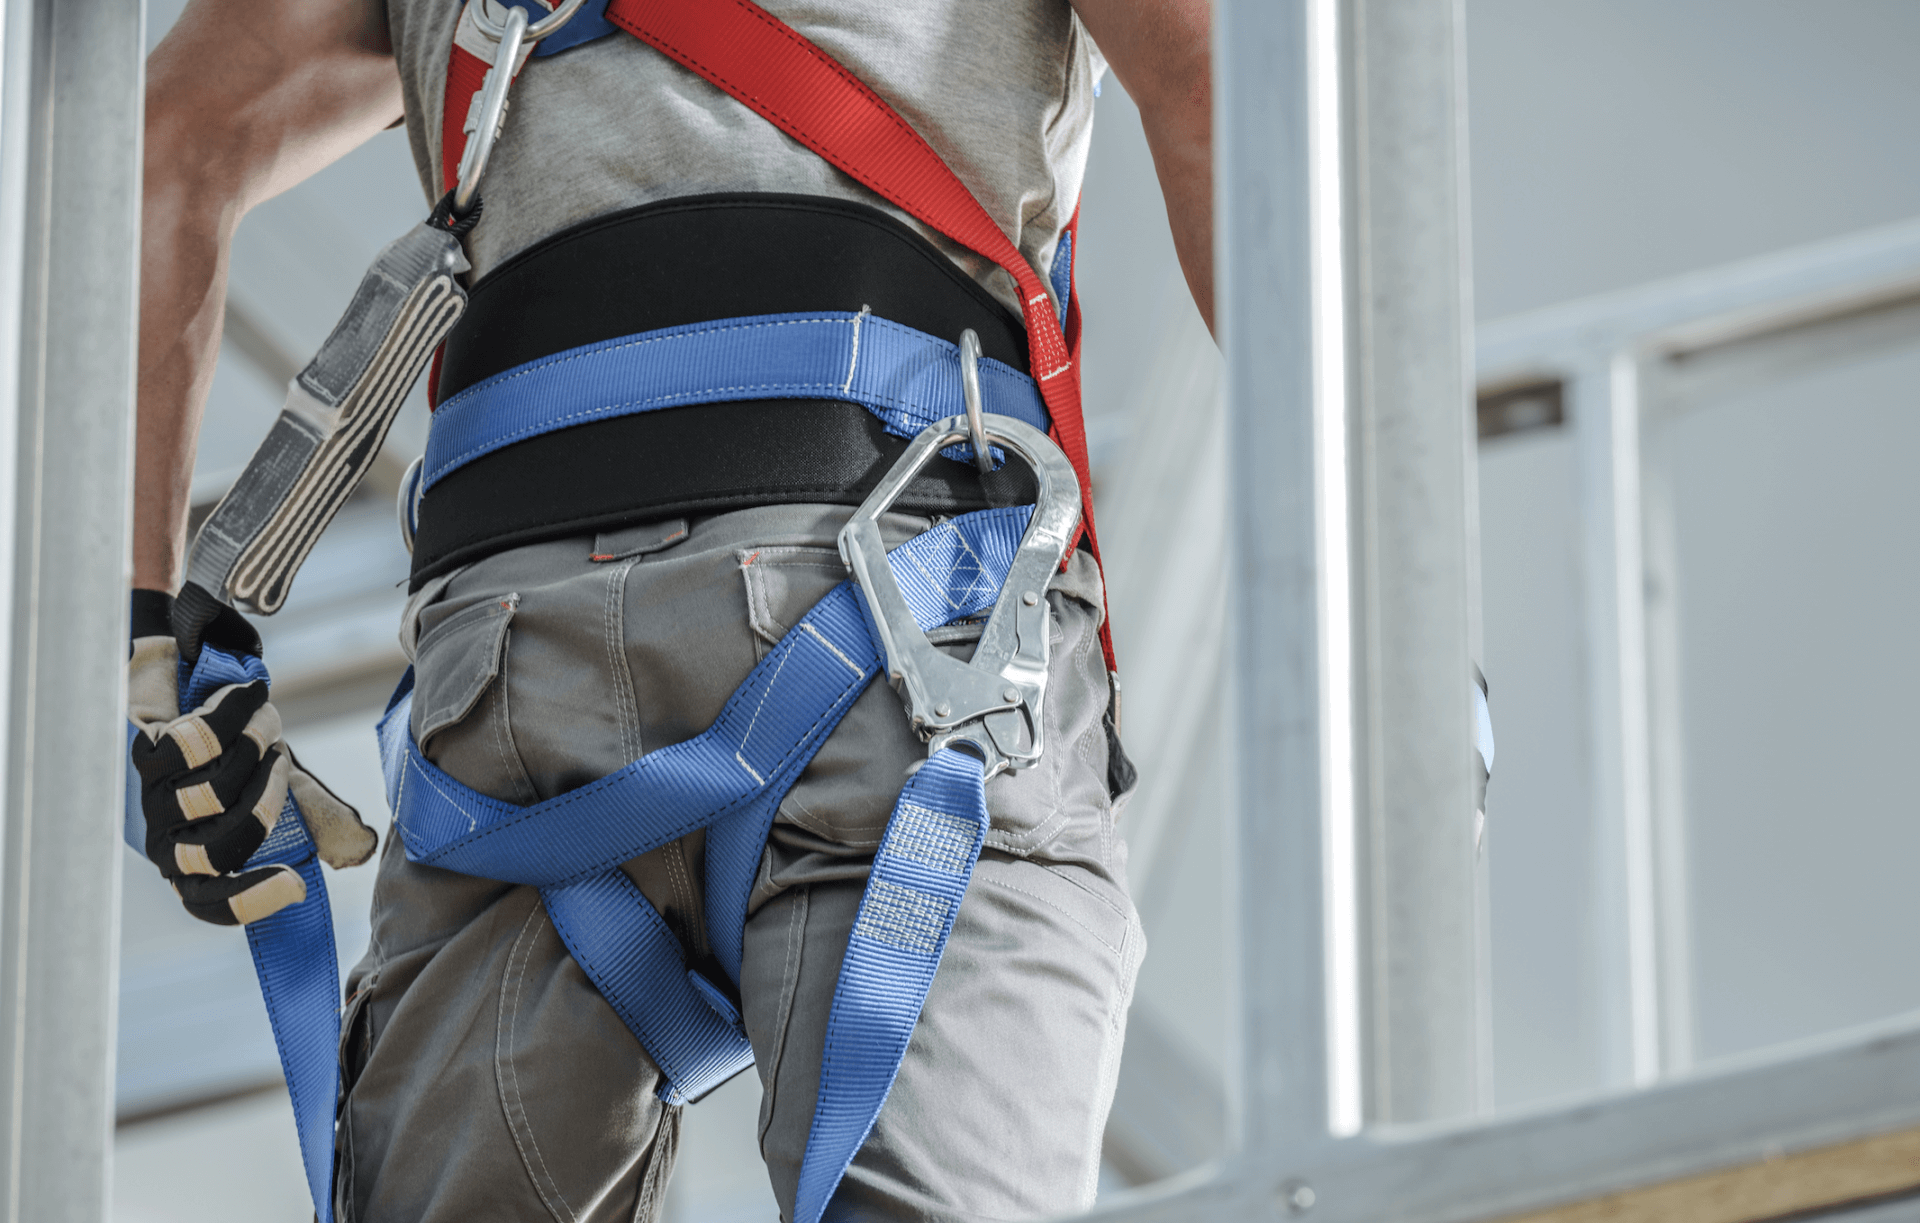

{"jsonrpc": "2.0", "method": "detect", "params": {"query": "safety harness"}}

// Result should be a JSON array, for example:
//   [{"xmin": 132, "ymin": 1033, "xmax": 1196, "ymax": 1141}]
[
  {"xmin": 128, "ymin": 4, "xmax": 1116, "ymax": 1221},
  {"xmin": 435, "ymin": 0, "xmax": 1113, "ymax": 668}
]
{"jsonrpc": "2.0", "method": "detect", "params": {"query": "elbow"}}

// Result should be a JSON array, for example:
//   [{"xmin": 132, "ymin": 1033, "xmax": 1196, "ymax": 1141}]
[
  {"xmin": 142, "ymin": 89, "xmax": 249, "ymax": 239},
  {"xmin": 1115, "ymin": 34, "xmax": 1211, "ymax": 154}
]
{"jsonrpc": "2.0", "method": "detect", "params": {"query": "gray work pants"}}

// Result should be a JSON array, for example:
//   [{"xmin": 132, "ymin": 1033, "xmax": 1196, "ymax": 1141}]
[{"xmin": 337, "ymin": 503, "xmax": 1144, "ymax": 1222}]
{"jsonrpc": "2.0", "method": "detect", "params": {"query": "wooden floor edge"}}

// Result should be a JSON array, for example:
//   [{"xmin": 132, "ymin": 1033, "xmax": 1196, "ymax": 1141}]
[{"xmin": 1493, "ymin": 1123, "xmax": 1920, "ymax": 1223}]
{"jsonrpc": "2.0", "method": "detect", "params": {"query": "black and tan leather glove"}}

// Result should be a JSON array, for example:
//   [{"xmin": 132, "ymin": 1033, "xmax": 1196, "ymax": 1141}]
[{"xmin": 127, "ymin": 589, "xmax": 376, "ymax": 925}]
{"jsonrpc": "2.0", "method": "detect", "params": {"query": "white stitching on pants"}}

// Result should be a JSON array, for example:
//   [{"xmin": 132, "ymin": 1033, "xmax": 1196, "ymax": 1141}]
[
  {"xmin": 1072, "ymin": 592, "xmax": 1117, "ymax": 868},
  {"xmin": 777, "ymin": 794, "xmax": 883, "ymax": 849},
  {"xmin": 631, "ymin": 1104, "xmax": 681, "ymax": 1223},
  {"xmin": 497, "ymin": 900, "xmax": 578, "ymax": 1223},
  {"xmin": 1079, "ymin": 918, "xmax": 1135, "ymax": 1209},
  {"xmin": 977, "ymin": 873, "xmax": 1121, "ymax": 955},
  {"xmin": 661, "ymin": 839, "xmax": 704, "ymax": 957}
]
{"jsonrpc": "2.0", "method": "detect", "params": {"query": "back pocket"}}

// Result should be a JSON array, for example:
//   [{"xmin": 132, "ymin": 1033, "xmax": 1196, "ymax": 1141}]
[{"xmin": 412, "ymin": 593, "xmax": 519, "ymax": 754}]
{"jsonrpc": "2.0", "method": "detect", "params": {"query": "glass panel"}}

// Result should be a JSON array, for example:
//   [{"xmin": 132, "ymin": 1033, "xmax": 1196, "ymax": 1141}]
[{"xmin": 1651, "ymin": 338, "xmax": 1920, "ymax": 1065}]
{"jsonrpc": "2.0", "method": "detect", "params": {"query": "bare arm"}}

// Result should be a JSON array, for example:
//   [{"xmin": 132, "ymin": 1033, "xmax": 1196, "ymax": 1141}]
[
  {"xmin": 1070, "ymin": 0, "xmax": 1213, "ymax": 333},
  {"xmin": 136, "ymin": 0, "xmax": 403, "ymax": 592}
]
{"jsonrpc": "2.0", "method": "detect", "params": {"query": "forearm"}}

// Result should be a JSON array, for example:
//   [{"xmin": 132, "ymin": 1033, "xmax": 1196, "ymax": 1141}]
[
  {"xmin": 1072, "ymin": 0, "xmax": 1213, "ymax": 333},
  {"xmin": 132, "ymin": 0, "xmax": 402, "ymax": 592},
  {"xmin": 134, "ymin": 101, "xmax": 242, "ymax": 591}
]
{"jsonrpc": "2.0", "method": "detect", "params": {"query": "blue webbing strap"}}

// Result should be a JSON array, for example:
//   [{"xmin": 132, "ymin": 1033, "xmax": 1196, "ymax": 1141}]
[
  {"xmin": 422, "ymin": 311, "xmax": 1050, "ymax": 490},
  {"xmin": 794, "ymin": 746, "xmax": 990, "ymax": 1223},
  {"xmin": 702, "ymin": 504, "xmax": 1030, "ymax": 985},
  {"xmin": 118, "ymin": 508, "xmax": 1036, "ymax": 1217},
  {"xmin": 513, "ymin": 0, "xmax": 617, "ymax": 57},
  {"xmin": 381, "ymin": 584, "xmax": 885, "ymax": 889},
  {"xmin": 374, "ymin": 506, "xmax": 1032, "ymax": 1106},
  {"xmin": 1049, "ymin": 230, "xmax": 1073, "ymax": 327},
  {"xmin": 543, "ymin": 870, "xmax": 757, "ymax": 1099},
  {"xmin": 122, "ymin": 646, "xmax": 342, "ymax": 1223}
]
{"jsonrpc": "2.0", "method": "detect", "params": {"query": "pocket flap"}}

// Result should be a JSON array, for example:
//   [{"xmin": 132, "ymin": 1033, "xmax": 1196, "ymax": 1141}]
[
  {"xmin": 591, "ymin": 517, "xmax": 689, "ymax": 562},
  {"xmin": 412, "ymin": 593, "xmax": 518, "ymax": 749},
  {"xmin": 738, "ymin": 546, "xmax": 846, "ymax": 646}
]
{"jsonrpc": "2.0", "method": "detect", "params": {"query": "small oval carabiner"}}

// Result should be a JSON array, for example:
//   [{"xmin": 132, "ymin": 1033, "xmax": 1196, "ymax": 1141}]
[
  {"xmin": 957, "ymin": 329, "xmax": 993, "ymax": 475},
  {"xmin": 451, "ymin": 0, "xmax": 594, "ymax": 219},
  {"xmin": 451, "ymin": 5, "xmax": 527, "ymax": 217}
]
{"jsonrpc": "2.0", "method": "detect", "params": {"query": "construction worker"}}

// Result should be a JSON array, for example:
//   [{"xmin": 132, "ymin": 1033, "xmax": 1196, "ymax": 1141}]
[{"xmin": 129, "ymin": 0, "xmax": 1212, "ymax": 1219}]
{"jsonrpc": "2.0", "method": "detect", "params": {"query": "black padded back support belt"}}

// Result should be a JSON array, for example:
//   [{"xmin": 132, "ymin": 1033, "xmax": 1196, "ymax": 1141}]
[{"xmin": 410, "ymin": 194, "xmax": 1041, "ymax": 585}]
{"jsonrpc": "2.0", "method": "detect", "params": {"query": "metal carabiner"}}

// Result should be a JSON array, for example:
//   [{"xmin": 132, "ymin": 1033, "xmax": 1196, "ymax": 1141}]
[
  {"xmin": 837, "ymin": 413, "xmax": 1082, "ymax": 780},
  {"xmin": 451, "ymin": 5, "xmax": 526, "ymax": 217},
  {"xmin": 450, "ymin": 0, "xmax": 593, "ymax": 217},
  {"xmin": 957, "ymin": 329, "xmax": 993, "ymax": 475}
]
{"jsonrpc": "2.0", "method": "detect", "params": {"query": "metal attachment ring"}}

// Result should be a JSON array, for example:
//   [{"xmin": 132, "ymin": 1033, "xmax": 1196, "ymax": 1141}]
[
  {"xmin": 470, "ymin": 0, "xmax": 592, "ymax": 45},
  {"xmin": 957, "ymin": 329, "xmax": 993, "ymax": 475}
]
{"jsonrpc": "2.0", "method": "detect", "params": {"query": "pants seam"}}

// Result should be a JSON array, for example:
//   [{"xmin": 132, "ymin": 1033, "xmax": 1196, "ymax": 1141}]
[
  {"xmin": 662, "ymin": 838, "xmax": 705, "ymax": 957},
  {"xmin": 630, "ymin": 1104, "xmax": 681, "ymax": 1223},
  {"xmin": 1078, "ymin": 912, "xmax": 1143, "ymax": 1208},
  {"xmin": 491, "ymin": 628, "xmax": 540, "ymax": 805},
  {"xmin": 757, "ymin": 884, "xmax": 808, "ymax": 1152},
  {"xmin": 975, "ymin": 872, "xmax": 1123, "ymax": 956},
  {"xmin": 607, "ymin": 558, "xmax": 645, "ymax": 761},
  {"xmin": 497, "ymin": 897, "xmax": 579, "ymax": 1223}
]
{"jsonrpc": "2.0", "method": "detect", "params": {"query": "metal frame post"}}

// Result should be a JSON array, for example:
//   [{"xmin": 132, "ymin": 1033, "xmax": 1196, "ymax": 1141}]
[
  {"xmin": 1574, "ymin": 351, "xmax": 1665, "ymax": 1088},
  {"xmin": 1215, "ymin": 0, "xmax": 1339, "ymax": 1178},
  {"xmin": 1342, "ymin": 0, "xmax": 1485, "ymax": 1128},
  {"xmin": 0, "ymin": 0, "xmax": 144, "ymax": 1217}
]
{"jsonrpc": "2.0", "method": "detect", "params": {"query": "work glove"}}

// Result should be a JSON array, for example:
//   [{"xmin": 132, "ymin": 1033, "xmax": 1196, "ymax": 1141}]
[{"xmin": 127, "ymin": 588, "xmax": 377, "ymax": 926}]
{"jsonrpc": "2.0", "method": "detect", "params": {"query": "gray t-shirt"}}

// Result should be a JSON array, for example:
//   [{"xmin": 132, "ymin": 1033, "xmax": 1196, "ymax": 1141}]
[{"xmin": 387, "ymin": 0, "xmax": 1104, "ymax": 316}]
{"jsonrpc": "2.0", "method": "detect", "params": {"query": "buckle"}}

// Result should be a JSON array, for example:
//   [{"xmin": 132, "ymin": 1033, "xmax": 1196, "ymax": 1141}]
[{"xmin": 837, "ymin": 411, "xmax": 1082, "ymax": 780}]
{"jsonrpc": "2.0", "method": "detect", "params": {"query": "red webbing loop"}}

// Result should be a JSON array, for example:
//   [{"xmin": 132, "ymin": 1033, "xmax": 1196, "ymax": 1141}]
[
  {"xmin": 605, "ymin": 0, "xmax": 1114, "ymax": 669},
  {"xmin": 430, "ymin": 37, "xmax": 491, "ymax": 408},
  {"xmin": 440, "ymin": 46, "xmax": 489, "ymax": 196}
]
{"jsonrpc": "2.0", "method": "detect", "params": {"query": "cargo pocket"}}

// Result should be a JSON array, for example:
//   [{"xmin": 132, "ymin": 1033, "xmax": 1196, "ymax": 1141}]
[
  {"xmin": 410, "ymin": 592, "xmax": 537, "ymax": 805},
  {"xmin": 412, "ymin": 593, "xmax": 518, "ymax": 754},
  {"xmin": 738, "ymin": 546, "xmax": 849, "ymax": 659}
]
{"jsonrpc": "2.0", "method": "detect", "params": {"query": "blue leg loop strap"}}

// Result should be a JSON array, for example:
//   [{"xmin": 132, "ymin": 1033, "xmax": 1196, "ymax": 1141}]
[
  {"xmin": 122, "ymin": 645, "xmax": 343, "ymax": 1223},
  {"xmin": 376, "ymin": 505, "xmax": 1032, "ymax": 1113},
  {"xmin": 542, "ymin": 872, "xmax": 755, "ymax": 1103},
  {"xmin": 383, "ymin": 581, "xmax": 888, "ymax": 890},
  {"xmin": 793, "ymin": 746, "xmax": 991, "ymax": 1223}
]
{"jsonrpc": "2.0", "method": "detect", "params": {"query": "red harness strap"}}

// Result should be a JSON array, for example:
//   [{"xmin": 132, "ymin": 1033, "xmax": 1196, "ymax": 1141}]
[
  {"xmin": 437, "ymin": 0, "xmax": 1116, "ymax": 669},
  {"xmin": 440, "ymin": 54, "xmax": 487, "ymax": 197}
]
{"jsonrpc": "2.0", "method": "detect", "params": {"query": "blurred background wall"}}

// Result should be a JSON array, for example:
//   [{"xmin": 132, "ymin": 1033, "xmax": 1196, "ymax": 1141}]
[{"xmin": 113, "ymin": 2, "xmax": 1920, "ymax": 1219}]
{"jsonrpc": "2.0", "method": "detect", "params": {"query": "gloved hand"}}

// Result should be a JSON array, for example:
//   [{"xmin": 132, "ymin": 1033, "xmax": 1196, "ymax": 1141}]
[{"xmin": 127, "ymin": 588, "xmax": 377, "ymax": 925}]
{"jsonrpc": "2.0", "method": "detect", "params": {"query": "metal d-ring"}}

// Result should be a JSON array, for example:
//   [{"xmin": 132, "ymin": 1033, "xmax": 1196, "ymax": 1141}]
[
  {"xmin": 957, "ymin": 329, "xmax": 994, "ymax": 475},
  {"xmin": 471, "ymin": 0, "xmax": 592, "ymax": 44}
]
